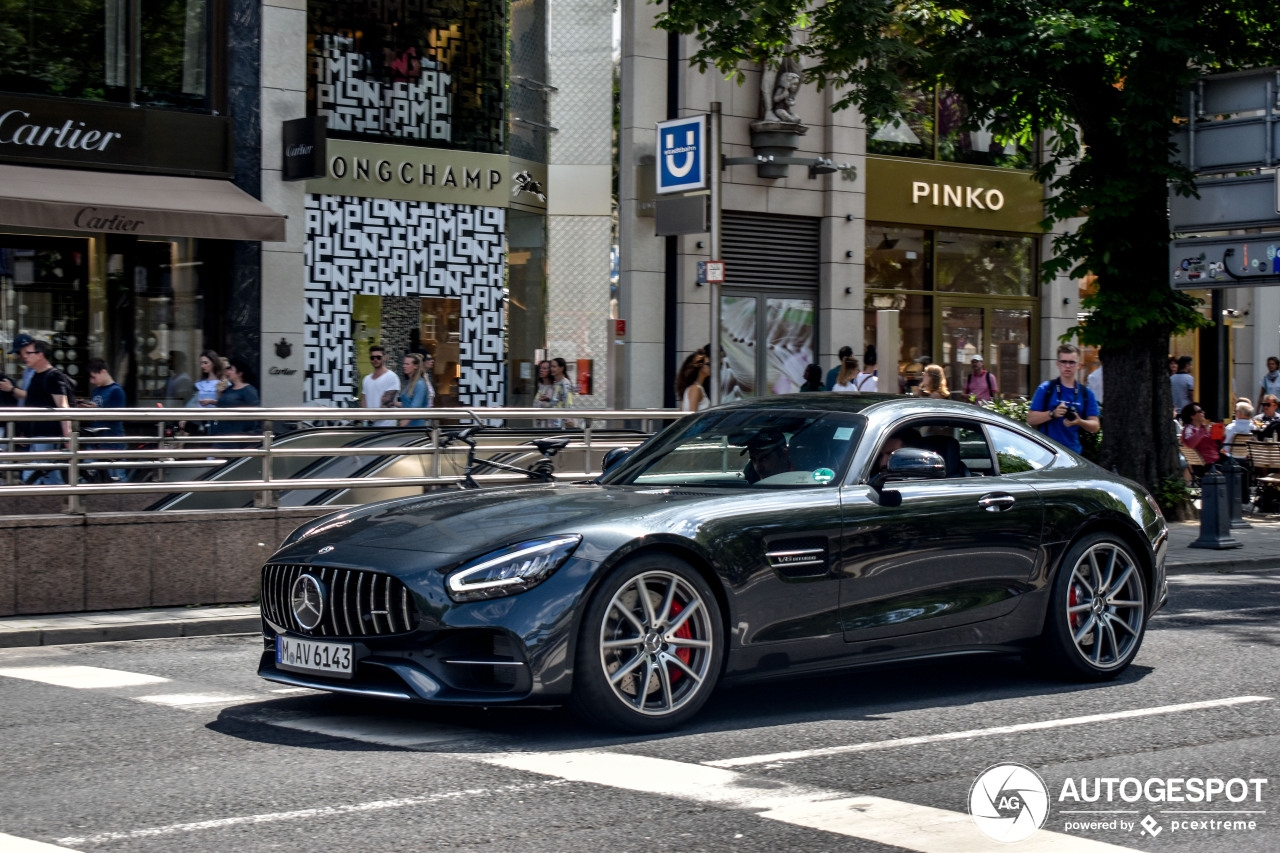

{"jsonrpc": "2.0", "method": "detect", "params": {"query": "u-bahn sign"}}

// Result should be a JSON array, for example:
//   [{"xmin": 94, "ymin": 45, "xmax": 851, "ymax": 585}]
[{"xmin": 656, "ymin": 116, "xmax": 707, "ymax": 194}]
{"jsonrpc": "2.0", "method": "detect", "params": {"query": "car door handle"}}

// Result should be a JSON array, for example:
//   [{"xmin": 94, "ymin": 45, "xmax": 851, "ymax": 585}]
[{"xmin": 978, "ymin": 493, "xmax": 1016, "ymax": 512}]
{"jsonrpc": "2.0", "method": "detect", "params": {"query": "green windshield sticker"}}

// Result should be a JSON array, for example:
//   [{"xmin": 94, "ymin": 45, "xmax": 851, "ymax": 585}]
[
  {"xmin": 833, "ymin": 427, "xmax": 854, "ymax": 441},
  {"xmin": 813, "ymin": 468, "xmax": 835, "ymax": 483}
]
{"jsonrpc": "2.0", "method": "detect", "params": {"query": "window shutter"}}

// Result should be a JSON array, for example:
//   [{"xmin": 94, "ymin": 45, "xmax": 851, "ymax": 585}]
[{"xmin": 722, "ymin": 211, "xmax": 821, "ymax": 289}]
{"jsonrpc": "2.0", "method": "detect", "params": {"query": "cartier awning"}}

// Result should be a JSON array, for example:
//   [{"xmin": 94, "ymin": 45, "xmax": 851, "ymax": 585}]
[{"xmin": 0, "ymin": 165, "xmax": 287, "ymax": 242}]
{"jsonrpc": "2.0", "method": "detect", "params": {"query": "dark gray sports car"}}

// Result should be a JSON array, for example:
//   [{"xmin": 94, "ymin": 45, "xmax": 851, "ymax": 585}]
[{"xmin": 257, "ymin": 395, "xmax": 1168, "ymax": 732}]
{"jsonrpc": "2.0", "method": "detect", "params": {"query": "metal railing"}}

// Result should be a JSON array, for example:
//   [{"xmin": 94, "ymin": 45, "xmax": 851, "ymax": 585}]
[{"xmin": 0, "ymin": 406, "xmax": 684, "ymax": 514}]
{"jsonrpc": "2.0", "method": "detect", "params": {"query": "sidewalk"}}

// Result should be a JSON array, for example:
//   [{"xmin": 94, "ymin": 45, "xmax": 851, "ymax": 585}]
[{"xmin": 1, "ymin": 518, "xmax": 1277, "ymax": 649}]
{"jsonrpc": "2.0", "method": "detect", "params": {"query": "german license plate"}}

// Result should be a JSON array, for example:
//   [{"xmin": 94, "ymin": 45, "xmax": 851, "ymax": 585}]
[{"xmin": 276, "ymin": 635, "xmax": 354, "ymax": 679}]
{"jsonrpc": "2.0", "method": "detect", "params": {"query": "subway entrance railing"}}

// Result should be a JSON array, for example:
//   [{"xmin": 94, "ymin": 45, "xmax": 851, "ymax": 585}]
[{"xmin": 0, "ymin": 407, "xmax": 684, "ymax": 514}]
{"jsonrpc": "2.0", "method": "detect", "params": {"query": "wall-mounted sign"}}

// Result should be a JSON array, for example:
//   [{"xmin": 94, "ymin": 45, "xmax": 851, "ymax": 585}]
[
  {"xmin": 656, "ymin": 115, "xmax": 707, "ymax": 194},
  {"xmin": 282, "ymin": 117, "xmax": 327, "ymax": 182},
  {"xmin": 697, "ymin": 260, "xmax": 725, "ymax": 284},
  {"xmin": 0, "ymin": 94, "xmax": 233, "ymax": 178},
  {"xmin": 307, "ymin": 139, "xmax": 546, "ymax": 211},
  {"xmin": 865, "ymin": 157, "xmax": 1044, "ymax": 234}
]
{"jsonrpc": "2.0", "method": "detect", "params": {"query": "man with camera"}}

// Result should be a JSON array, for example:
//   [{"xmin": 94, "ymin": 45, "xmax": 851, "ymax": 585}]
[{"xmin": 1027, "ymin": 343, "xmax": 1100, "ymax": 453}]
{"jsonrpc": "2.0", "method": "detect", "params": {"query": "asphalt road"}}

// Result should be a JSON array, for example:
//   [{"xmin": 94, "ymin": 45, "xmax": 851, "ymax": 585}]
[{"xmin": 1, "ymin": 569, "xmax": 1277, "ymax": 853}]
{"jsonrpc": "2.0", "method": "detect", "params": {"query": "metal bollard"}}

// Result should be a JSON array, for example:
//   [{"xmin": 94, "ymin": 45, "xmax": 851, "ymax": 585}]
[
  {"xmin": 1220, "ymin": 455, "xmax": 1251, "ymax": 530},
  {"xmin": 1189, "ymin": 470, "xmax": 1242, "ymax": 549}
]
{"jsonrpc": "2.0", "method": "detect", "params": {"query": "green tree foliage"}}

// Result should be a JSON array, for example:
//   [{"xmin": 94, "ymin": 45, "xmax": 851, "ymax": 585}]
[{"xmin": 657, "ymin": 0, "xmax": 1280, "ymax": 489}]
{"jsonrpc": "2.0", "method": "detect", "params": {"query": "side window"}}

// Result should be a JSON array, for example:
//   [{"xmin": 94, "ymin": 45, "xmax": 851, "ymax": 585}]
[
  {"xmin": 955, "ymin": 424, "xmax": 995, "ymax": 476},
  {"xmin": 989, "ymin": 424, "xmax": 1056, "ymax": 474}
]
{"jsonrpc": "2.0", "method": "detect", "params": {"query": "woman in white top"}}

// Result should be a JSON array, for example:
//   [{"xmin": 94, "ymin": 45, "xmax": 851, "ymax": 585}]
[
  {"xmin": 676, "ymin": 351, "xmax": 711, "ymax": 411},
  {"xmin": 831, "ymin": 356, "xmax": 860, "ymax": 392}
]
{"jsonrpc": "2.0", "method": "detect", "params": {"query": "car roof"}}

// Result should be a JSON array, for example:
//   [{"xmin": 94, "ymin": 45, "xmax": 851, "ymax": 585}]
[{"xmin": 714, "ymin": 393, "xmax": 985, "ymax": 417}]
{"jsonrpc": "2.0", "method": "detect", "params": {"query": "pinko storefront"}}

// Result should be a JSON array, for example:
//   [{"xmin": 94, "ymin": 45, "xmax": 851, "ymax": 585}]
[
  {"xmin": 0, "ymin": 94, "xmax": 284, "ymax": 403},
  {"xmin": 864, "ymin": 157, "xmax": 1045, "ymax": 397}
]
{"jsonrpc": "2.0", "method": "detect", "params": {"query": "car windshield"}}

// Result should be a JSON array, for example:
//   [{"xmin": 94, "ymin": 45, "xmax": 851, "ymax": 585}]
[{"xmin": 601, "ymin": 409, "xmax": 867, "ymax": 489}]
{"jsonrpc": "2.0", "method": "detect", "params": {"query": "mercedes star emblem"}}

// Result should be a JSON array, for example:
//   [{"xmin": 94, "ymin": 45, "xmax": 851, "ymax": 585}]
[{"xmin": 291, "ymin": 574, "xmax": 326, "ymax": 630}]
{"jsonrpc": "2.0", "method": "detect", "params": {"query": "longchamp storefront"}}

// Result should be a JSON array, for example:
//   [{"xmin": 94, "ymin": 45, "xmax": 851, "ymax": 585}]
[{"xmin": 0, "ymin": 94, "xmax": 284, "ymax": 403}]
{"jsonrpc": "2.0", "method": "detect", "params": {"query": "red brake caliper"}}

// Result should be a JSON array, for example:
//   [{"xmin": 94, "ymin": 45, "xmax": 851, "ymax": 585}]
[
  {"xmin": 667, "ymin": 600, "xmax": 693, "ymax": 683},
  {"xmin": 1068, "ymin": 584, "xmax": 1081, "ymax": 629}
]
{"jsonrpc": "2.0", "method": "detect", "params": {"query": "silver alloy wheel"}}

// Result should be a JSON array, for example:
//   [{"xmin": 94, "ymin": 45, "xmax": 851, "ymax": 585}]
[
  {"xmin": 1065, "ymin": 542, "xmax": 1145, "ymax": 669},
  {"xmin": 597, "ymin": 569, "xmax": 715, "ymax": 717}
]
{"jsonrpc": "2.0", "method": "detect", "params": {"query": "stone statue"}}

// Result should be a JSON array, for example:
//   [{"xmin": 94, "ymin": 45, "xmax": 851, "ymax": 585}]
[{"xmin": 757, "ymin": 57, "xmax": 805, "ymax": 130}]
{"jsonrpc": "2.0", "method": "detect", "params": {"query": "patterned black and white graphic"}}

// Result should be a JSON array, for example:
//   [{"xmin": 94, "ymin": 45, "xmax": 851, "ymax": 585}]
[
  {"xmin": 305, "ymin": 194, "xmax": 506, "ymax": 406},
  {"xmin": 313, "ymin": 35, "xmax": 452, "ymax": 141}
]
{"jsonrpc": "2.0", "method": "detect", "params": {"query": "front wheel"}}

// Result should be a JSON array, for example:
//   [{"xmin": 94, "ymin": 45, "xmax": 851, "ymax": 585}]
[
  {"xmin": 1038, "ymin": 533, "xmax": 1148, "ymax": 681},
  {"xmin": 570, "ymin": 555, "xmax": 722, "ymax": 733}
]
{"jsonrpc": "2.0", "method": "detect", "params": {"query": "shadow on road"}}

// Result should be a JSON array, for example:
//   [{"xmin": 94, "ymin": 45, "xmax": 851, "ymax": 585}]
[{"xmin": 209, "ymin": 653, "xmax": 1156, "ymax": 754}]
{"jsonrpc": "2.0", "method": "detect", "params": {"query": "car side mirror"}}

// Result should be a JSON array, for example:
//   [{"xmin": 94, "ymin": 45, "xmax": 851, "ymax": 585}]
[
  {"xmin": 601, "ymin": 447, "xmax": 631, "ymax": 473},
  {"xmin": 869, "ymin": 448, "xmax": 946, "ymax": 507}
]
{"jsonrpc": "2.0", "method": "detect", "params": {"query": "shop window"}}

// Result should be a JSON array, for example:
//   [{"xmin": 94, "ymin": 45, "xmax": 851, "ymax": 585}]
[
  {"xmin": 865, "ymin": 227, "xmax": 930, "ymax": 290},
  {"xmin": 0, "ymin": 0, "xmax": 217, "ymax": 110},
  {"xmin": 505, "ymin": 208, "xmax": 546, "ymax": 406},
  {"xmin": 935, "ymin": 231, "xmax": 1036, "ymax": 296},
  {"xmin": 420, "ymin": 296, "xmax": 461, "ymax": 405},
  {"xmin": 867, "ymin": 84, "xmax": 1033, "ymax": 170},
  {"xmin": 308, "ymin": 0, "xmax": 506, "ymax": 154},
  {"xmin": 864, "ymin": 291, "xmax": 933, "ymax": 393}
]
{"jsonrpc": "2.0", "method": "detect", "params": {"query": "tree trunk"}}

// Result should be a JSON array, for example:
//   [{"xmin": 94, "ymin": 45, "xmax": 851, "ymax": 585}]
[{"xmin": 1099, "ymin": 341, "xmax": 1180, "ymax": 487}]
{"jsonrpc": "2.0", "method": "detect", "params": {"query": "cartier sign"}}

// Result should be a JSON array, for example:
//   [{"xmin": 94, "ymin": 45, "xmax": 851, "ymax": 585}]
[{"xmin": 0, "ymin": 94, "xmax": 232, "ymax": 178}]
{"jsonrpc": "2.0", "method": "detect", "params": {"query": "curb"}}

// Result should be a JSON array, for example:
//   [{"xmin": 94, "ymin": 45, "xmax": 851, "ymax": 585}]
[
  {"xmin": 0, "ymin": 614, "xmax": 260, "ymax": 649},
  {"xmin": 1166, "ymin": 556, "xmax": 1280, "ymax": 575}
]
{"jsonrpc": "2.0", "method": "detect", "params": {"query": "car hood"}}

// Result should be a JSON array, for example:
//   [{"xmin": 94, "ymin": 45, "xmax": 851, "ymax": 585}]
[{"xmin": 277, "ymin": 484, "xmax": 724, "ymax": 562}]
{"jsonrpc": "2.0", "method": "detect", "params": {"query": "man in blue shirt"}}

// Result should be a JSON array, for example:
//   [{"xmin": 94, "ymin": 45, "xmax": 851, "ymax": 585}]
[
  {"xmin": 86, "ymin": 358, "xmax": 127, "ymax": 481},
  {"xmin": 1027, "ymin": 343, "xmax": 1100, "ymax": 453}
]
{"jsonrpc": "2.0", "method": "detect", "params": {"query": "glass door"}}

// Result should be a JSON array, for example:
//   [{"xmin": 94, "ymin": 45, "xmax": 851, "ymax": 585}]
[
  {"xmin": 719, "ymin": 291, "xmax": 816, "ymax": 401},
  {"xmin": 936, "ymin": 299, "xmax": 1035, "ymax": 400}
]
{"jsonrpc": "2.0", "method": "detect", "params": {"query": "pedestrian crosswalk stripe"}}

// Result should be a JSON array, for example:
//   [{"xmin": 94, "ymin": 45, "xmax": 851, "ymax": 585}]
[
  {"xmin": 136, "ymin": 693, "xmax": 257, "ymax": 707},
  {"xmin": 704, "ymin": 695, "xmax": 1273, "ymax": 768},
  {"xmin": 0, "ymin": 665, "xmax": 169, "ymax": 689},
  {"xmin": 486, "ymin": 751, "xmax": 1134, "ymax": 853},
  {"xmin": 0, "ymin": 831, "xmax": 83, "ymax": 852}
]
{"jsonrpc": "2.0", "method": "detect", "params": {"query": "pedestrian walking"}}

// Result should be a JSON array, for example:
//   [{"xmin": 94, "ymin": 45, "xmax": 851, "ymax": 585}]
[
  {"xmin": 962, "ymin": 355, "xmax": 998, "ymax": 402},
  {"xmin": 853, "ymin": 346, "xmax": 878, "ymax": 392},
  {"xmin": 209, "ymin": 357, "xmax": 261, "ymax": 442},
  {"xmin": 84, "ymin": 358, "xmax": 127, "ymax": 481},
  {"xmin": 825, "ymin": 346, "xmax": 853, "ymax": 391},
  {"xmin": 1258, "ymin": 356, "xmax": 1280, "ymax": 410},
  {"xmin": 11, "ymin": 339, "xmax": 74, "ymax": 484},
  {"xmin": 1170, "ymin": 356, "xmax": 1194, "ymax": 414},
  {"xmin": 361, "ymin": 345, "xmax": 401, "ymax": 427},
  {"xmin": 395, "ymin": 352, "xmax": 433, "ymax": 427},
  {"xmin": 676, "ymin": 351, "xmax": 711, "ymax": 411}
]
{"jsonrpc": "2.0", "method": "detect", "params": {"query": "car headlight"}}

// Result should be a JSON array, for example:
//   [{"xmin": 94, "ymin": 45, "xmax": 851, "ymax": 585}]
[{"xmin": 446, "ymin": 535, "xmax": 582, "ymax": 602}]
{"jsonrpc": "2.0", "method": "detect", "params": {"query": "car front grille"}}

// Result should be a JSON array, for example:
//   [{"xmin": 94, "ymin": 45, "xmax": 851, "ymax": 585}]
[{"xmin": 261, "ymin": 564, "xmax": 418, "ymax": 638}]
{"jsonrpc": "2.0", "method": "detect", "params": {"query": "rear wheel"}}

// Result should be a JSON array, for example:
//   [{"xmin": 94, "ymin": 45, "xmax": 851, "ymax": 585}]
[
  {"xmin": 1038, "ymin": 533, "xmax": 1147, "ymax": 680},
  {"xmin": 570, "ymin": 554, "xmax": 722, "ymax": 732}
]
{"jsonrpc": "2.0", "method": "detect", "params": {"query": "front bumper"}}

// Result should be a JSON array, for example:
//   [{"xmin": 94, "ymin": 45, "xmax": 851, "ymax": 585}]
[{"xmin": 256, "ymin": 550, "xmax": 602, "ymax": 705}]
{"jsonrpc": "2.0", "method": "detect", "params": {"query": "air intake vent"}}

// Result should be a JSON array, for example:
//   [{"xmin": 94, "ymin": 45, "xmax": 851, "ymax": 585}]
[
  {"xmin": 766, "ymin": 537, "xmax": 829, "ymax": 578},
  {"xmin": 723, "ymin": 211, "xmax": 821, "ymax": 289},
  {"xmin": 262, "ymin": 564, "xmax": 418, "ymax": 638}
]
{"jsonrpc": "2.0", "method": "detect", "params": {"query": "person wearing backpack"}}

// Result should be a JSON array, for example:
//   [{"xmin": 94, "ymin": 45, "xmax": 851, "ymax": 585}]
[
  {"xmin": 1027, "ymin": 343, "xmax": 1099, "ymax": 453},
  {"xmin": 963, "ymin": 355, "xmax": 999, "ymax": 402}
]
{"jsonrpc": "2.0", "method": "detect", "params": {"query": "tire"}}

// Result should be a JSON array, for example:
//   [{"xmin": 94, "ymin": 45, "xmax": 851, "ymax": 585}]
[
  {"xmin": 570, "ymin": 554, "xmax": 723, "ymax": 733},
  {"xmin": 1038, "ymin": 532, "xmax": 1148, "ymax": 681}
]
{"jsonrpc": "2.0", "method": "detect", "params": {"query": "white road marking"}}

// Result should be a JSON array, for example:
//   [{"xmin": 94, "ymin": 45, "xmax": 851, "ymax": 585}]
[
  {"xmin": 0, "ymin": 666, "xmax": 169, "ymax": 689},
  {"xmin": 54, "ymin": 781, "xmax": 561, "ymax": 847},
  {"xmin": 705, "ymin": 695, "xmax": 1273, "ymax": 768},
  {"xmin": 0, "ymin": 833, "xmax": 82, "ymax": 852},
  {"xmin": 486, "ymin": 751, "xmax": 1131, "ymax": 852},
  {"xmin": 136, "ymin": 693, "xmax": 257, "ymax": 707},
  {"xmin": 244, "ymin": 713, "xmax": 473, "ymax": 747}
]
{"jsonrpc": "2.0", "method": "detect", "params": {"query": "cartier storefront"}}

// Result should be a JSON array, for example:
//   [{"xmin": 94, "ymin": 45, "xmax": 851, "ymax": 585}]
[{"xmin": 0, "ymin": 94, "xmax": 284, "ymax": 404}]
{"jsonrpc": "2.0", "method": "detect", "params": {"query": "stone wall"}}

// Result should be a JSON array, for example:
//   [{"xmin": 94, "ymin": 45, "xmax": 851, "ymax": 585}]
[{"xmin": 0, "ymin": 507, "xmax": 330, "ymax": 617}]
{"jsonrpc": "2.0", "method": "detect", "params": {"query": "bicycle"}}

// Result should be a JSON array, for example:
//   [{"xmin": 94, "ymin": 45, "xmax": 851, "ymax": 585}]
[{"xmin": 440, "ymin": 426, "xmax": 570, "ymax": 489}]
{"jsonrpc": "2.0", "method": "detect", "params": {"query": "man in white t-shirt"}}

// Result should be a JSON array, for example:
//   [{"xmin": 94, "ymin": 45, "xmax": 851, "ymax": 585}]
[{"xmin": 361, "ymin": 345, "xmax": 401, "ymax": 427}]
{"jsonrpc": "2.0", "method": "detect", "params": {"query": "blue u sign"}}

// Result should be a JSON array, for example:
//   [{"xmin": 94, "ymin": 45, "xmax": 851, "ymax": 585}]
[{"xmin": 656, "ymin": 115, "xmax": 707, "ymax": 194}]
